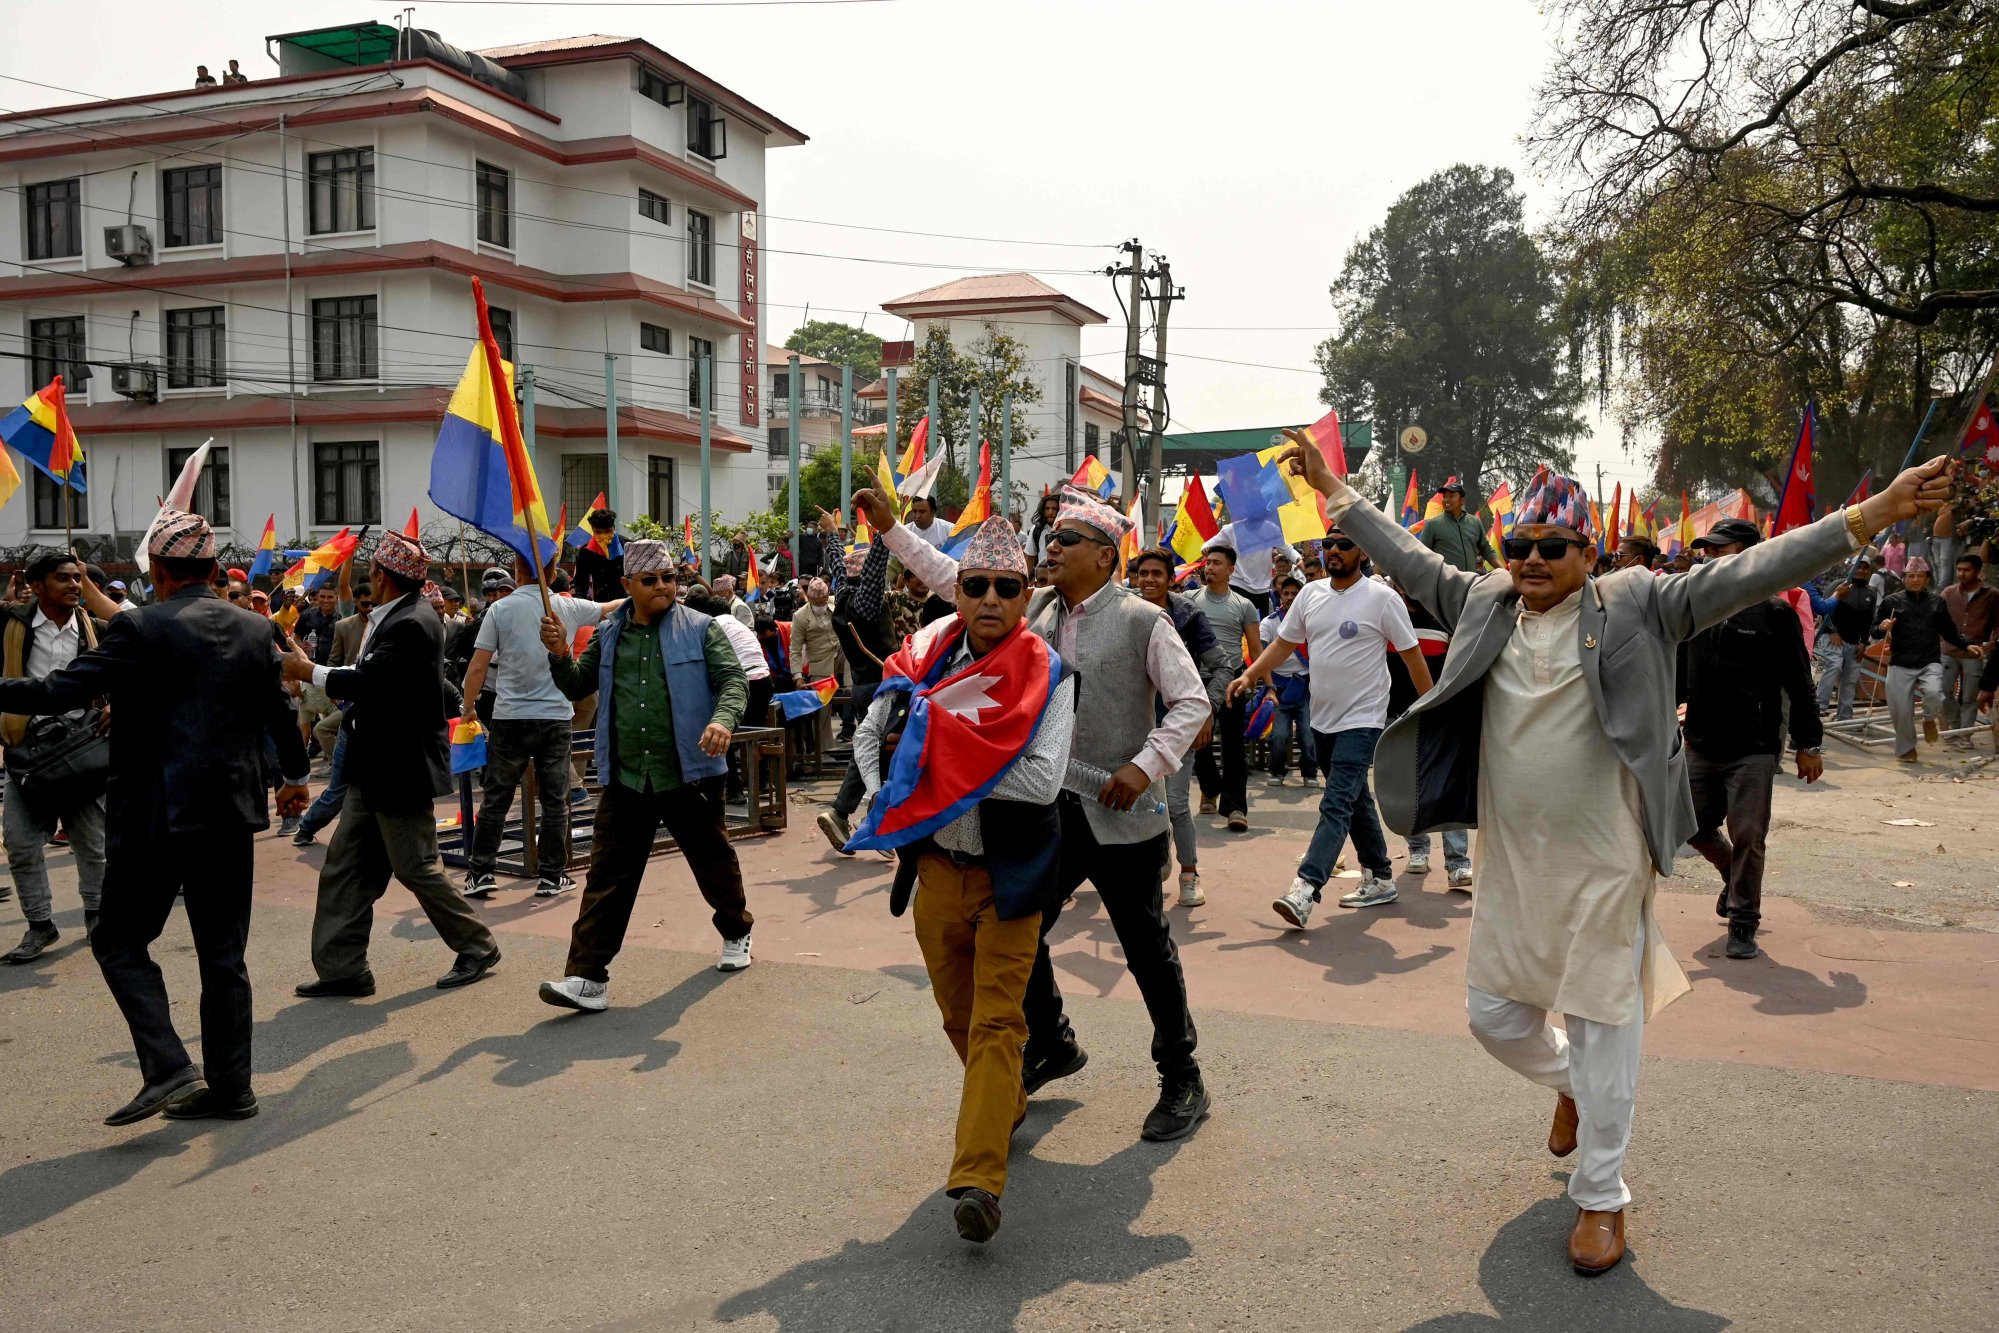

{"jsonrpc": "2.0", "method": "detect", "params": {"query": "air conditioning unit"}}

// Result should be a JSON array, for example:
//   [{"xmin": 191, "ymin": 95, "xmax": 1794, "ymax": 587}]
[
  {"xmin": 111, "ymin": 363, "xmax": 158, "ymax": 402},
  {"xmin": 104, "ymin": 224, "xmax": 153, "ymax": 265}
]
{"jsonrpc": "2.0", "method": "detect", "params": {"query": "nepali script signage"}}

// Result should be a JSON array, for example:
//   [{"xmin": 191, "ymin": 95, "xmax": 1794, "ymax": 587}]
[{"xmin": 740, "ymin": 210, "xmax": 759, "ymax": 428}]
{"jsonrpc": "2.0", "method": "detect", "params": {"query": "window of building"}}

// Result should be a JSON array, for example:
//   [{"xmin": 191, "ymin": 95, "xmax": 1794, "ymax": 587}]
[
  {"xmin": 168, "ymin": 444, "xmax": 229, "ymax": 525},
  {"xmin": 1084, "ymin": 422, "xmax": 1101, "ymax": 455},
  {"xmin": 311, "ymin": 296, "xmax": 378, "ymax": 381},
  {"xmin": 28, "ymin": 316, "xmax": 87, "ymax": 392},
  {"xmin": 639, "ymin": 322, "xmax": 672, "ymax": 354},
  {"xmin": 313, "ymin": 441, "xmax": 380, "ymax": 525},
  {"xmin": 767, "ymin": 425, "xmax": 789, "ymax": 457},
  {"xmin": 639, "ymin": 189, "xmax": 670, "ymax": 225},
  {"xmin": 164, "ymin": 307, "xmax": 226, "ymax": 388},
  {"xmin": 32, "ymin": 472, "xmax": 85, "ymax": 530},
  {"xmin": 476, "ymin": 161, "xmax": 511, "ymax": 248},
  {"xmin": 638, "ymin": 68, "xmax": 683, "ymax": 108},
  {"xmin": 686, "ymin": 210, "xmax": 715, "ymax": 287},
  {"xmin": 25, "ymin": 179, "xmax": 81, "ymax": 260},
  {"xmin": 686, "ymin": 96, "xmax": 727, "ymax": 161},
  {"xmin": 771, "ymin": 371, "xmax": 789, "ymax": 402},
  {"xmin": 561, "ymin": 454, "xmax": 608, "ymax": 526},
  {"xmin": 161, "ymin": 164, "xmax": 222, "ymax": 247},
  {"xmin": 307, "ymin": 149, "xmax": 374, "ymax": 234},
  {"xmin": 688, "ymin": 336, "xmax": 716, "ymax": 408},
  {"xmin": 488, "ymin": 306, "xmax": 515, "ymax": 362},
  {"xmin": 648, "ymin": 456, "xmax": 674, "ymax": 525}
]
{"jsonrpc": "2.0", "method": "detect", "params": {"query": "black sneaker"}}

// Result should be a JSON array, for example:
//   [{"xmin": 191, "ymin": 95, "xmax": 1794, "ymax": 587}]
[
  {"xmin": 1140, "ymin": 1072, "xmax": 1211, "ymax": 1142},
  {"xmin": 535, "ymin": 874, "xmax": 577, "ymax": 898},
  {"xmin": 464, "ymin": 873, "xmax": 499, "ymax": 900},
  {"xmin": 2, "ymin": 922, "xmax": 59, "ymax": 964},
  {"xmin": 951, "ymin": 1187, "xmax": 1001, "ymax": 1243},
  {"xmin": 1725, "ymin": 925, "xmax": 1759, "ymax": 960},
  {"xmin": 1022, "ymin": 1040, "xmax": 1088, "ymax": 1096},
  {"xmin": 293, "ymin": 827, "xmax": 318, "ymax": 848}
]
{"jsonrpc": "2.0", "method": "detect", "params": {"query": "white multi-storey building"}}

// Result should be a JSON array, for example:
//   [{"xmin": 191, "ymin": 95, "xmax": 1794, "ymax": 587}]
[{"xmin": 0, "ymin": 22, "xmax": 803, "ymax": 560}]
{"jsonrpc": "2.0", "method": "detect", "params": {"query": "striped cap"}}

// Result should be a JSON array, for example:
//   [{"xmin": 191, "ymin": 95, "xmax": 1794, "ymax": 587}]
[
  {"xmin": 623, "ymin": 539, "xmax": 672, "ymax": 575},
  {"xmin": 149, "ymin": 508, "xmax": 216, "ymax": 559},
  {"xmin": 374, "ymin": 529, "xmax": 430, "ymax": 581}
]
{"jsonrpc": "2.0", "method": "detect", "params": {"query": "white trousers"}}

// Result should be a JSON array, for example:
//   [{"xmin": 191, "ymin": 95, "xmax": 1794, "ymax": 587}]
[{"xmin": 1466, "ymin": 926, "xmax": 1646, "ymax": 1212}]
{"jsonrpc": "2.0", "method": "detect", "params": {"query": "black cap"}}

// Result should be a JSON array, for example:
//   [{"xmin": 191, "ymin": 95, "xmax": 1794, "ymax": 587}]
[
  {"xmin": 1436, "ymin": 478, "xmax": 1466, "ymax": 495},
  {"xmin": 1693, "ymin": 517, "xmax": 1762, "ymax": 550}
]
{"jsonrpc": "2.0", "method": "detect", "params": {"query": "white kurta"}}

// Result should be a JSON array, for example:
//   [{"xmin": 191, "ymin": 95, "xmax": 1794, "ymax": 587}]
[{"xmin": 1466, "ymin": 587, "xmax": 1690, "ymax": 1026}]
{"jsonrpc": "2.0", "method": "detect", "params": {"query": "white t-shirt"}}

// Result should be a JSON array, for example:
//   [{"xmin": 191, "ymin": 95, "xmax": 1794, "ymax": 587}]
[
  {"xmin": 1278, "ymin": 576, "xmax": 1417, "ymax": 734},
  {"xmin": 1259, "ymin": 613, "xmax": 1307, "ymax": 677},
  {"xmin": 1211, "ymin": 523, "xmax": 1293, "ymax": 595},
  {"xmin": 712, "ymin": 611, "xmax": 771, "ymax": 681},
  {"xmin": 907, "ymin": 516, "xmax": 952, "ymax": 549}
]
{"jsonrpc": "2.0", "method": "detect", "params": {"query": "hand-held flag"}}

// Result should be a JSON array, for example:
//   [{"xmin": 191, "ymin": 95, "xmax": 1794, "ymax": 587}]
[
  {"xmin": 1070, "ymin": 455, "xmax": 1116, "ymax": 499},
  {"xmin": 774, "ymin": 676, "xmax": 840, "ymax": 721},
  {"xmin": 741, "ymin": 539, "xmax": 761, "ymax": 602},
  {"xmin": 249, "ymin": 514, "xmax": 279, "ymax": 581},
  {"xmin": 1398, "ymin": 470, "xmax": 1422, "ymax": 528},
  {"xmin": 405, "ymin": 507, "xmax": 422, "ymax": 539},
  {"xmin": 1168, "ymin": 473, "xmax": 1220, "ymax": 564},
  {"xmin": 1771, "ymin": 402, "xmax": 1817, "ymax": 537},
  {"xmin": 898, "ymin": 414, "xmax": 929, "ymax": 479},
  {"xmin": 1606, "ymin": 483, "xmax": 1623, "ymax": 552},
  {"xmin": 576, "ymin": 491, "xmax": 626, "ymax": 558},
  {"xmin": 0, "ymin": 376, "xmax": 86, "ymax": 494},
  {"xmin": 951, "ymin": 440, "xmax": 995, "ymax": 535}
]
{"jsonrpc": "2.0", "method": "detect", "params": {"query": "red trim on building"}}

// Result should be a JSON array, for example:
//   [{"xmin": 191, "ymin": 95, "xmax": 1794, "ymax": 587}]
[
  {"xmin": 1079, "ymin": 386, "xmax": 1124, "ymax": 416},
  {"xmin": 0, "ymin": 240, "xmax": 753, "ymax": 332}
]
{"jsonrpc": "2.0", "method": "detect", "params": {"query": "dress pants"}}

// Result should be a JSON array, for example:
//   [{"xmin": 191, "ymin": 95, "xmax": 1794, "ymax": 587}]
[
  {"xmin": 1685, "ymin": 747, "xmax": 1776, "ymax": 928},
  {"xmin": 565, "ymin": 776, "xmax": 751, "ymax": 982},
  {"xmin": 468, "ymin": 718, "xmax": 573, "ymax": 879},
  {"xmin": 1466, "ymin": 927, "xmax": 1647, "ymax": 1212},
  {"xmin": 912, "ymin": 853, "xmax": 1040, "ymax": 1198},
  {"xmin": 1194, "ymin": 696, "xmax": 1249, "ymax": 818},
  {"xmin": 93, "ymin": 830, "xmax": 256, "ymax": 1094},
  {"xmin": 310, "ymin": 788, "xmax": 497, "ymax": 980},
  {"xmin": 1297, "ymin": 727, "xmax": 1392, "ymax": 889},
  {"xmin": 3, "ymin": 787, "xmax": 105, "ymax": 922},
  {"xmin": 1886, "ymin": 661, "xmax": 1946, "ymax": 754},
  {"xmin": 1022, "ymin": 798, "xmax": 1198, "ymax": 1078}
]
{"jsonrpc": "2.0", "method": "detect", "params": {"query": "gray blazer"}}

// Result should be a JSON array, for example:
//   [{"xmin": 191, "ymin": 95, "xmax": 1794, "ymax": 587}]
[{"xmin": 1336, "ymin": 499, "xmax": 1856, "ymax": 874}]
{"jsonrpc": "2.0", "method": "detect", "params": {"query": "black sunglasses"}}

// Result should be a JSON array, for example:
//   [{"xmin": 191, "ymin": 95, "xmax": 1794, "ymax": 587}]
[
  {"xmin": 1049, "ymin": 528, "xmax": 1111, "ymax": 548},
  {"xmin": 1503, "ymin": 535, "xmax": 1588, "ymax": 562},
  {"xmin": 1325, "ymin": 538, "xmax": 1358, "ymax": 552},
  {"xmin": 631, "ymin": 572, "xmax": 675, "ymax": 587},
  {"xmin": 959, "ymin": 575, "xmax": 1025, "ymax": 599}
]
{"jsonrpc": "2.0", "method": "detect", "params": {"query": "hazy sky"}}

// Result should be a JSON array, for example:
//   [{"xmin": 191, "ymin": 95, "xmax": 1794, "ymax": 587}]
[{"xmin": 0, "ymin": 0, "xmax": 1651, "ymax": 492}]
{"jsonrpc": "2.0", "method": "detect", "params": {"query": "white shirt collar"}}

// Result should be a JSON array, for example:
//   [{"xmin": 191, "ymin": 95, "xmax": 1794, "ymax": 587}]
[{"xmin": 30, "ymin": 606, "xmax": 79, "ymax": 636}]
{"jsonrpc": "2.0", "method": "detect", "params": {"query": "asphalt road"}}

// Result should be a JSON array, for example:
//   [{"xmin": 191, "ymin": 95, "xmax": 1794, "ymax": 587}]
[{"xmin": 2, "ymin": 896, "xmax": 1994, "ymax": 1332}]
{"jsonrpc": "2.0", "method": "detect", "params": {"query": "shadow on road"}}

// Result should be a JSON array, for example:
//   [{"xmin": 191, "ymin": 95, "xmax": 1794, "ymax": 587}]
[
  {"xmin": 712, "ymin": 1100, "xmax": 1192, "ymax": 1332},
  {"xmin": 1212, "ymin": 885, "xmax": 1461, "ymax": 986},
  {"xmin": 1686, "ymin": 937, "xmax": 1867, "ymax": 1016},
  {"xmin": 186, "ymin": 1041, "xmax": 417, "ymax": 1183},
  {"xmin": 1402, "ymin": 1197, "xmax": 1729, "ymax": 1331},
  {"xmin": 417, "ymin": 965, "xmax": 731, "ymax": 1087},
  {"xmin": 254, "ymin": 984, "xmax": 453, "ymax": 1075},
  {"xmin": 0, "ymin": 1129, "xmax": 196, "ymax": 1240}
]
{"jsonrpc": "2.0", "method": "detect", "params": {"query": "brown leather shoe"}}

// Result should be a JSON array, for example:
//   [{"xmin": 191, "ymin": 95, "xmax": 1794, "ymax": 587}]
[
  {"xmin": 1549, "ymin": 1093, "xmax": 1578, "ymax": 1157},
  {"xmin": 1568, "ymin": 1207, "xmax": 1626, "ymax": 1274}
]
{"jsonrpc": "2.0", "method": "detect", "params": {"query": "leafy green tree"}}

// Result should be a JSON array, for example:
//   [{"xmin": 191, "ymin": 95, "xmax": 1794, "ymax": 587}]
[
  {"xmin": 1315, "ymin": 165, "xmax": 1586, "ymax": 500},
  {"xmin": 893, "ymin": 323, "xmax": 1043, "ymax": 483},
  {"xmin": 784, "ymin": 320, "xmax": 884, "ymax": 380}
]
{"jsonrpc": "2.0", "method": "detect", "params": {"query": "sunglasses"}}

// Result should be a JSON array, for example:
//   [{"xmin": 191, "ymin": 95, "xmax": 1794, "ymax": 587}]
[
  {"xmin": 958, "ymin": 575, "xmax": 1025, "ymax": 600},
  {"xmin": 1325, "ymin": 538, "xmax": 1358, "ymax": 552},
  {"xmin": 1503, "ymin": 535, "xmax": 1588, "ymax": 562},
  {"xmin": 1049, "ymin": 528, "xmax": 1111, "ymax": 548},
  {"xmin": 631, "ymin": 572, "xmax": 675, "ymax": 587}
]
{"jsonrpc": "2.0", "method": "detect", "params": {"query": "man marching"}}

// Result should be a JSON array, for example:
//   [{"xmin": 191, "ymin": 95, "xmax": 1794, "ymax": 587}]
[
  {"xmin": 536, "ymin": 539, "xmax": 752, "ymax": 1010},
  {"xmin": 847, "ymin": 516, "xmax": 1075, "ymax": 1244},
  {"xmin": 1278, "ymin": 432, "xmax": 1953, "ymax": 1275}
]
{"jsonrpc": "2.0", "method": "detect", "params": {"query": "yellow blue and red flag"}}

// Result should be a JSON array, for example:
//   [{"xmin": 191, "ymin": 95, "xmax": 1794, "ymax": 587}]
[
  {"xmin": 951, "ymin": 440, "xmax": 994, "ymax": 536},
  {"xmin": 428, "ymin": 278, "xmax": 557, "ymax": 566},
  {"xmin": 248, "ymin": 514, "xmax": 279, "ymax": 581},
  {"xmin": 742, "ymin": 538, "xmax": 761, "ymax": 602},
  {"xmin": 576, "ymin": 491, "xmax": 625, "ymax": 559},
  {"xmin": 1, "ymin": 375, "xmax": 86, "ymax": 492},
  {"xmin": 1070, "ymin": 454, "xmax": 1116, "ymax": 499},
  {"xmin": 1398, "ymin": 471, "xmax": 1422, "ymax": 529},
  {"xmin": 282, "ymin": 527, "xmax": 361, "ymax": 594},
  {"xmin": 1169, "ymin": 474, "xmax": 1221, "ymax": 565},
  {"xmin": 898, "ymin": 414, "xmax": 930, "ymax": 479},
  {"xmin": 774, "ymin": 676, "xmax": 840, "ymax": 721}
]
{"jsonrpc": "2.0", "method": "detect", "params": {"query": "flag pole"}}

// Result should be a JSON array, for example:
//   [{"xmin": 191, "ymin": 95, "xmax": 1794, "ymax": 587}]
[
  {"xmin": 457, "ymin": 521, "xmax": 473, "ymax": 604},
  {"xmin": 471, "ymin": 278, "xmax": 553, "ymax": 621}
]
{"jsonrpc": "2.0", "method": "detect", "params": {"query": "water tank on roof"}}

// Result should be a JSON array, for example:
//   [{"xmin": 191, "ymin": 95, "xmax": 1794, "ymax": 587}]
[{"xmin": 401, "ymin": 29, "xmax": 528, "ymax": 101}]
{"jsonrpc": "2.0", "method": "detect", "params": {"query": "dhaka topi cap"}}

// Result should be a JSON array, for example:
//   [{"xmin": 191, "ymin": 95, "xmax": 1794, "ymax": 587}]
[
  {"xmin": 1905, "ymin": 556, "xmax": 1932, "ymax": 576},
  {"xmin": 150, "ymin": 508, "xmax": 217, "ymax": 559},
  {"xmin": 1056, "ymin": 485, "xmax": 1133, "ymax": 544},
  {"xmin": 1437, "ymin": 476, "xmax": 1466, "ymax": 495},
  {"xmin": 712, "ymin": 574, "xmax": 737, "ymax": 596},
  {"xmin": 373, "ymin": 529, "xmax": 430, "ymax": 582},
  {"xmin": 959, "ymin": 516, "xmax": 1029, "ymax": 577},
  {"xmin": 1513, "ymin": 466, "xmax": 1592, "ymax": 537},
  {"xmin": 420, "ymin": 580, "xmax": 444, "ymax": 605},
  {"xmin": 1692, "ymin": 517, "xmax": 1761, "ymax": 550},
  {"xmin": 623, "ymin": 539, "xmax": 672, "ymax": 576}
]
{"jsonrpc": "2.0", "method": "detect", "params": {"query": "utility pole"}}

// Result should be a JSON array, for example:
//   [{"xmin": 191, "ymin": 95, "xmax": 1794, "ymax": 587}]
[
  {"xmin": 839, "ymin": 363, "xmax": 854, "ymax": 520},
  {"xmin": 603, "ymin": 353, "xmax": 620, "ymax": 514},
  {"xmin": 787, "ymin": 352, "xmax": 802, "ymax": 576},
  {"xmin": 1145, "ymin": 256, "xmax": 1180, "ymax": 539},
  {"xmin": 1115, "ymin": 238, "xmax": 1145, "ymax": 504},
  {"xmin": 698, "ymin": 356, "xmax": 712, "ymax": 580}
]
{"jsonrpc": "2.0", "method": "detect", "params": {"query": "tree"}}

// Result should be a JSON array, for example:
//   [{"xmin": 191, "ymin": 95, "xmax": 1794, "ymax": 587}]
[
  {"xmin": 784, "ymin": 320, "xmax": 883, "ymax": 381},
  {"xmin": 769, "ymin": 445, "xmax": 890, "ymax": 522},
  {"xmin": 1315, "ymin": 165, "xmax": 1587, "ymax": 500},
  {"xmin": 893, "ymin": 323, "xmax": 1043, "ymax": 484}
]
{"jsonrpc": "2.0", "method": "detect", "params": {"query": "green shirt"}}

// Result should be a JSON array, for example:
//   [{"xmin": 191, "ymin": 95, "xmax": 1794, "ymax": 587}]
[
  {"xmin": 1419, "ymin": 510, "xmax": 1497, "ymax": 573},
  {"xmin": 550, "ymin": 616, "xmax": 747, "ymax": 793}
]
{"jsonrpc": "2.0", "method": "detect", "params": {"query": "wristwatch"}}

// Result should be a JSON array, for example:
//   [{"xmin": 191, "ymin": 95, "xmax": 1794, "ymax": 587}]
[
  {"xmin": 1843, "ymin": 504, "xmax": 1870, "ymax": 550},
  {"xmin": 1797, "ymin": 746, "xmax": 1824, "ymax": 756}
]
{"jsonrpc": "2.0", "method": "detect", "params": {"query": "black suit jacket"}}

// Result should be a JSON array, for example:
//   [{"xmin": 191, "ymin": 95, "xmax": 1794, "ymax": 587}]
[
  {"xmin": 323, "ymin": 591, "xmax": 451, "ymax": 813},
  {"xmin": 0, "ymin": 586, "xmax": 307, "ymax": 852}
]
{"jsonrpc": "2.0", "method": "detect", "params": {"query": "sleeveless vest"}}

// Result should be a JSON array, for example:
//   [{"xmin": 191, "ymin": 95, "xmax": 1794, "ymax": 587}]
[{"xmin": 592, "ymin": 601, "xmax": 729, "ymax": 785}]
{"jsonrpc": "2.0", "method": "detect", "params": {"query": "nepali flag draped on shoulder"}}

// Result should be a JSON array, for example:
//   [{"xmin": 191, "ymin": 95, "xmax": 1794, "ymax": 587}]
[
  {"xmin": 429, "ymin": 279, "xmax": 558, "ymax": 566},
  {"xmin": 845, "ymin": 616, "xmax": 1063, "ymax": 853}
]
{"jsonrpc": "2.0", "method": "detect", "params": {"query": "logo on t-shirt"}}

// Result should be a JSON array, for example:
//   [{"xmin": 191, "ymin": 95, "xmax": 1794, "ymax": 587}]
[{"xmin": 1338, "ymin": 620, "xmax": 1359, "ymax": 640}]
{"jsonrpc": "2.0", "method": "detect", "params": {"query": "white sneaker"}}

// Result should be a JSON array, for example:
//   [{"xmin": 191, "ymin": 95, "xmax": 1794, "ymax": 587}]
[
  {"xmin": 1177, "ymin": 870, "xmax": 1205, "ymax": 908},
  {"xmin": 718, "ymin": 935, "xmax": 753, "ymax": 972},
  {"xmin": 539, "ymin": 976, "xmax": 608, "ymax": 1012},
  {"xmin": 1273, "ymin": 877, "xmax": 1318, "ymax": 929},
  {"xmin": 1405, "ymin": 852, "xmax": 1432, "ymax": 877},
  {"xmin": 1447, "ymin": 867, "xmax": 1475, "ymax": 891},
  {"xmin": 1265, "ymin": 774, "xmax": 1288, "ymax": 788},
  {"xmin": 1338, "ymin": 873, "xmax": 1399, "ymax": 909}
]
